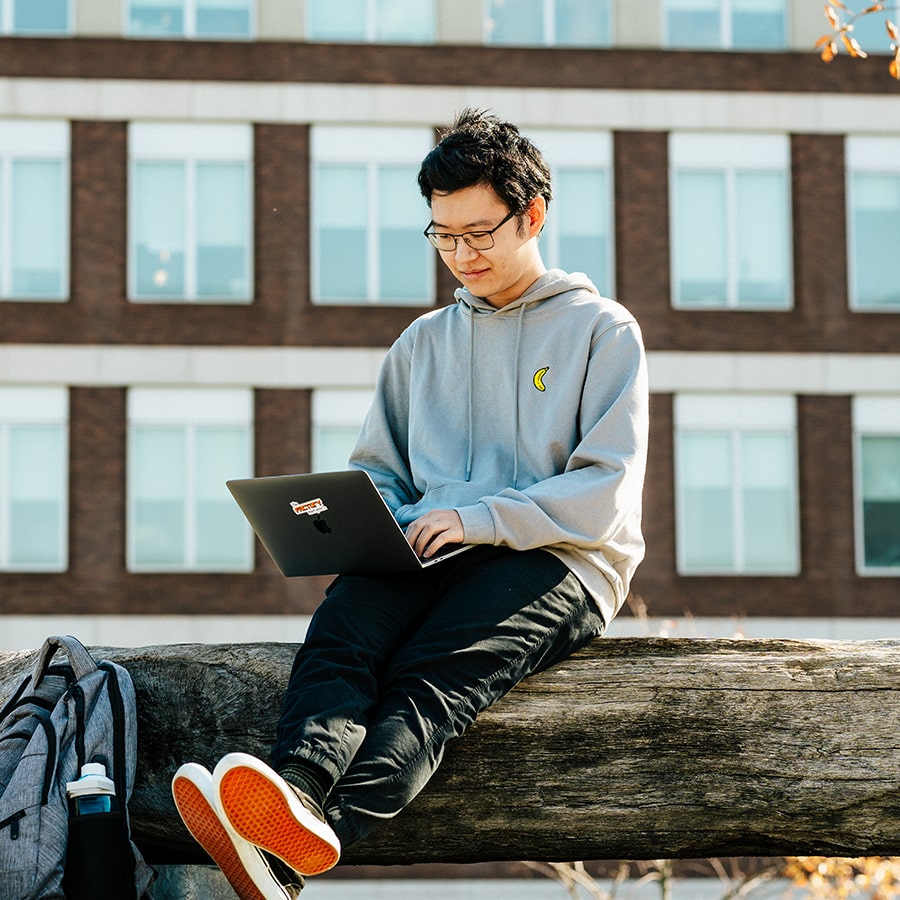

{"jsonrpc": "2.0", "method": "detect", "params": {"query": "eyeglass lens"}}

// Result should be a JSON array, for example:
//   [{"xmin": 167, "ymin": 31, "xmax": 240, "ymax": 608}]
[{"xmin": 425, "ymin": 210, "xmax": 516, "ymax": 252}]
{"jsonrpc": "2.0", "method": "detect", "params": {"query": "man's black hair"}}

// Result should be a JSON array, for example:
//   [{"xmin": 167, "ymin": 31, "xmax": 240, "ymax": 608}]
[{"xmin": 418, "ymin": 109, "xmax": 552, "ymax": 215}]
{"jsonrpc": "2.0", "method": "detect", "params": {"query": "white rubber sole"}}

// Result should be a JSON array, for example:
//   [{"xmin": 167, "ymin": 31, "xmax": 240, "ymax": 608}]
[
  {"xmin": 213, "ymin": 752, "xmax": 341, "ymax": 877},
  {"xmin": 172, "ymin": 761, "xmax": 297, "ymax": 900}
]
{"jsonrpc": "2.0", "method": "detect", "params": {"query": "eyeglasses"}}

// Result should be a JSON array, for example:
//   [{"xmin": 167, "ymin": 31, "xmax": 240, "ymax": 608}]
[{"xmin": 423, "ymin": 210, "xmax": 517, "ymax": 252}]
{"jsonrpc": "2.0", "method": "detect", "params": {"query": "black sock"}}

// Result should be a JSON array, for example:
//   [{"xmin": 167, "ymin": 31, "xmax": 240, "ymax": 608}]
[{"xmin": 277, "ymin": 758, "xmax": 332, "ymax": 810}]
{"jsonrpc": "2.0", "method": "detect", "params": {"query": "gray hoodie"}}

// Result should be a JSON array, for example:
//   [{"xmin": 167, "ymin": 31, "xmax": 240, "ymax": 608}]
[{"xmin": 349, "ymin": 269, "xmax": 648, "ymax": 625}]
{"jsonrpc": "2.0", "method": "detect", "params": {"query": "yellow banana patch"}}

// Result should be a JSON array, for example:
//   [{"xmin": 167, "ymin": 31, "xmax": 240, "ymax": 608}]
[{"xmin": 532, "ymin": 366, "xmax": 550, "ymax": 392}]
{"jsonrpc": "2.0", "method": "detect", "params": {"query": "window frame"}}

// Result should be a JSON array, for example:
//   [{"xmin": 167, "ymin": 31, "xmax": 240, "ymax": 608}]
[
  {"xmin": 845, "ymin": 136, "xmax": 900, "ymax": 313},
  {"xmin": 1, "ymin": 0, "xmax": 72, "ymax": 34},
  {"xmin": 669, "ymin": 132, "xmax": 793, "ymax": 311},
  {"xmin": 674, "ymin": 393, "xmax": 801, "ymax": 576},
  {"xmin": 484, "ymin": 0, "xmax": 613, "ymax": 48},
  {"xmin": 0, "ymin": 386, "xmax": 69, "ymax": 572},
  {"xmin": 662, "ymin": 0, "xmax": 788, "ymax": 50},
  {"xmin": 527, "ymin": 129, "xmax": 615, "ymax": 295},
  {"xmin": 128, "ymin": 122, "xmax": 254, "ymax": 304},
  {"xmin": 305, "ymin": 0, "xmax": 435, "ymax": 43},
  {"xmin": 0, "ymin": 120, "xmax": 70, "ymax": 302},
  {"xmin": 125, "ymin": 0, "xmax": 256, "ymax": 40},
  {"xmin": 310, "ymin": 125, "xmax": 435, "ymax": 307},
  {"xmin": 853, "ymin": 396, "xmax": 900, "ymax": 576},
  {"xmin": 126, "ymin": 387, "xmax": 255, "ymax": 573}
]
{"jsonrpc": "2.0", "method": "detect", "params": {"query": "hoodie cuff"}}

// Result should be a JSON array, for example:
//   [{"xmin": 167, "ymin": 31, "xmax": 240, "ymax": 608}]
[{"xmin": 457, "ymin": 502, "xmax": 496, "ymax": 544}]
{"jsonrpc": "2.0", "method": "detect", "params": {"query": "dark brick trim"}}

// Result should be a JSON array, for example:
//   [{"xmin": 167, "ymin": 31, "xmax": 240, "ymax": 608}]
[{"xmin": 2, "ymin": 37, "xmax": 899, "ymax": 95}]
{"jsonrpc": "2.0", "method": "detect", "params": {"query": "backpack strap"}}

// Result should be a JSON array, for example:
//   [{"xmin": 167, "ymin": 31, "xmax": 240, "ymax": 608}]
[
  {"xmin": 97, "ymin": 663, "xmax": 129, "ymax": 805},
  {"xmin": 33, "ymin": 635, "xmax": 98, "ymax": 687},
  {"xmin": 0, "ymin": 673, "xmax": 30, "ymax": 721}
]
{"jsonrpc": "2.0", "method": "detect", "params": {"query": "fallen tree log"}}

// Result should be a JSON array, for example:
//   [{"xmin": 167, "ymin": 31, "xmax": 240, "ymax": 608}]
[{"xmin": 1, "ymin": 638, "xmax": 898, "ymax": 865}]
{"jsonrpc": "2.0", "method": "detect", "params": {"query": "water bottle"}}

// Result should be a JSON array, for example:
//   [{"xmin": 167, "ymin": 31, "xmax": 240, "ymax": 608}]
[
  {"xmin": 63, "ymin": 761, "xmax": 134, "ymax": 898},
  {"xmin": 66, "ymin": 761, "xmax": 116, "ymax": 816}
]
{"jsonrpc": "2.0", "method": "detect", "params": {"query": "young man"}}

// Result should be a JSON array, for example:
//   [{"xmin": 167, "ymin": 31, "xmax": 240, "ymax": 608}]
[{"xmin": 172, "ymin": 109, "xmax": 648, "ymax": 898}]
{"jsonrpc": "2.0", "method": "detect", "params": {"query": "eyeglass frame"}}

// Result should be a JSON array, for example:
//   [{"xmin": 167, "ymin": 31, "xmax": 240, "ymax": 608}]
[{"xmin": 423, "ymin": 209, "xmax": 518, "ymax": 252}]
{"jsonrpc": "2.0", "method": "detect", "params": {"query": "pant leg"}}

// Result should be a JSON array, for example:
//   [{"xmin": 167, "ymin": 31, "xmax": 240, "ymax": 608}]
[
  {"xmin": 324, "ymin": 546, "xmax": 605, "ymax": 847},
  {"xmin": 271, "ymin": 568, "xmax": 439, "ymax": 783}
]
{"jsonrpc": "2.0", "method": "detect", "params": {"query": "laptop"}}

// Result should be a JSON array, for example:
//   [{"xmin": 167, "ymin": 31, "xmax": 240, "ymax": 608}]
[{"xmin": 226, "ymin": 470, "xmax": 473, "ymax": 577}]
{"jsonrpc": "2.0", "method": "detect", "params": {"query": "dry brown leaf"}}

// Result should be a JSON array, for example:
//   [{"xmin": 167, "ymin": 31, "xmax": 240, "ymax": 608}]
[
  {"xmin": 887, "ymin": 18, "xmax": 900, "ymax": 41},
  {"xmin": 841, "ymin": 32, "xmax": 869, "ymax": 56},
  {"xmin": 825, "ymin": 5, "xmax": 841, "ymax": 28}
]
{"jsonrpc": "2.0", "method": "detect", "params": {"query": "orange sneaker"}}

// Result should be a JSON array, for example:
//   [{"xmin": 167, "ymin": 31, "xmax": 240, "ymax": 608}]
[
  {"xmin": 172, "ymin": 762, "xmax": 305, "ymax": 899},
  {"xmin": 213, "ymin": 752, "xmax": 341, "ymax": 877}
]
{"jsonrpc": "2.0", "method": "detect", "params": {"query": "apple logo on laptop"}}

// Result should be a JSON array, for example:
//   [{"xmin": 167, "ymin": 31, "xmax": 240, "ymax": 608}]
[{"xmin": 313, "ymin": 517, "xmax": 332, "ymax": 534}]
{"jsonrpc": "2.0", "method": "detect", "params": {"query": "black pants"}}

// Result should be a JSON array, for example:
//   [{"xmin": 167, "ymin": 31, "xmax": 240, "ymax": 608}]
[{"xmin": 272, "ymin": 545, "xmax": 604, "ymax": 847}]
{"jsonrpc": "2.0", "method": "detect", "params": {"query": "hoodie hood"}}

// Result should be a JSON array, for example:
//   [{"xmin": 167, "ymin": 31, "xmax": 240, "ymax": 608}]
[{"xmin": 453, "ymin": 268, "xmax": 599, "ymax": 314}]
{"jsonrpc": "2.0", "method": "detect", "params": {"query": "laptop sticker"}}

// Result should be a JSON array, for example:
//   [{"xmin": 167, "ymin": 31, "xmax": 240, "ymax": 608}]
[{"xmin": 291, "ymin": 498, "xmax": 328, "ymax": 516}]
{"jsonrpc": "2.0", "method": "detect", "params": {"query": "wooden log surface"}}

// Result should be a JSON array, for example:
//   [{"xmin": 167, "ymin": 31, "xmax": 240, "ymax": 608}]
[{"xmin": 2, "ymin": 638, "xmax": 898, "ymax": 865}]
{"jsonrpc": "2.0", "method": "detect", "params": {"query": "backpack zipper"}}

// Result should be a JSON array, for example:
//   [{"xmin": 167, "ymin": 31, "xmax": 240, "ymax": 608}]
[
  {"xmin": 72, "ymin": 683, "xmax": 86, "ymax": 773},
  {"xmin": 0, "ymin": 810, "xmax": 25, "ymax": 840},
  {"xmin": 37, "ymin": 716, "xmax": 57, "ymax": 806}
]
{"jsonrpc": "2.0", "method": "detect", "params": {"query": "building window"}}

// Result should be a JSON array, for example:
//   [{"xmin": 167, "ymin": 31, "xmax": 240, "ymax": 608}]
[
  {"xmin": 311, "ymin": 126, "xmax": 434, "ymax": 306},
  {"xmin": 846, "ymin": 136, "xmax": 900, "ymax": 311},
  {"xmin": 485, "ymin": 0, "xmax": 611, "ymax": 47},
  {"xmin": 528, "ymin": 129, "xmax": 614, "ymax": 294},
  {"xmin": 128, "ymin": 123, "xmax": 253, "ymax": 304},
  {"xmin": 854, "ymin": 397, "xmax": 900, "ymax": 575},
  {"xmin": 127, "ymin": 0, "xmax": 253, "ymax": 39},
  {"xmin": 0, "ymin": 387, "xmax": 68, "ymax": 572},
  {"xmin": 127, "ymin": 388, "xmax": 254, "ymax": 572},
  {"xmin": 664, "ymin": 0, "xmax": 786, "ymax": 50},
  {"xmin": 312, "ymin": 389, "xmax": 374, "ymax": 472},
  {"xmin": 306, "ymin": 0, "xmax": 435, "ymax": 43},
  {"xmin": 2, "ymin": 0, "xmax": 71, "ymax": 34},
  {"xmin": 675, "ymin": 394, "xmax": 800, "ymax": 575},
  {"xmin": 669, "ymin": 133, "xmax": 792, "ymax": 310},
  {"xmin": 0, "ymin": 120, "xmax": 69, "ymax": 302}
]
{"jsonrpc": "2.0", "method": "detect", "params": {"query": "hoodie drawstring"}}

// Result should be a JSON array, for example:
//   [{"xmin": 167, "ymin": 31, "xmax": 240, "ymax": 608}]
[
  {"xmin": 465, "ymin": 302, "xmax": 526, "ymax": 490},
  {"xmin": 512, "ymin": 303, "xmax": 525, "ymax": 490},
  {"xmin": 465, "ymin": 311, "xmax": 475, "ymax": 482}
]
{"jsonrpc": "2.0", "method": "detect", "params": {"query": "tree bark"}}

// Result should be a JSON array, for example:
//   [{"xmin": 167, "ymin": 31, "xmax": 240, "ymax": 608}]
[{"xmin": 2, "ymin": 638, "xmax": 898, "ymax": 865}]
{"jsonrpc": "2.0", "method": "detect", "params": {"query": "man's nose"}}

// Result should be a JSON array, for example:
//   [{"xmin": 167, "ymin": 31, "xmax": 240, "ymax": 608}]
[{"xmin": 454, "ymin": 238, "xmax": 478, "ymax": 261}]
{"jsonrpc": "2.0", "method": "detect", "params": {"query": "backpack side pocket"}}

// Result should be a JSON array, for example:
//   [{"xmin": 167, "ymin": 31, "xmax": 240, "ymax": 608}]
[{"xmin": 63, "ymin": 810, "xmax": 136, "ymax": 900}]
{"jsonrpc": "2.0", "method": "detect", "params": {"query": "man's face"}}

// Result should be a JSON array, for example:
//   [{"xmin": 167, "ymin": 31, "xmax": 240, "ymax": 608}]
[{"xmin": 427, "ymin": 183, "xmax": 546, "ymax": 309}]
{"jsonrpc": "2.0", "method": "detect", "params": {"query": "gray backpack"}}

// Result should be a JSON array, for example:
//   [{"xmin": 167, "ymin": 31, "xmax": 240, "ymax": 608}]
[{"xmin": 0, "ymin": 635, "xmax": 155, "ymax": 899}]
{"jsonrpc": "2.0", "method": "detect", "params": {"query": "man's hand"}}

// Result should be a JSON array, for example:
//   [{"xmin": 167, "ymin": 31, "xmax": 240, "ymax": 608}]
[{"xmin": 405, "ymin": 509, "xmax": 465, "ymax": 559}]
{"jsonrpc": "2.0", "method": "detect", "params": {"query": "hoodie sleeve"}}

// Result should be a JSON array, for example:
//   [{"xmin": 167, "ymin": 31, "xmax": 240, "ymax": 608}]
[
  {"xmin": 347, "ymin": 331, "xmax": 420, "ymax": 513},
  {"xmin": 455, "ymin": 319, "xmax": 648, "ymax": 551}
]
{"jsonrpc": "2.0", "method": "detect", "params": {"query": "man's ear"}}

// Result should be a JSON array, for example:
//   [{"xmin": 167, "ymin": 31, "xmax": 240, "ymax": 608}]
[{"xmin": 528, "ymin": 195, "xmax": 547, "ymax": 236}]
